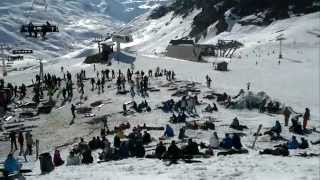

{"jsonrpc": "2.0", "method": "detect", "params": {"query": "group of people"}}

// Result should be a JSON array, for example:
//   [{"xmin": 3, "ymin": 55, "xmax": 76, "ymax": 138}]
[
  {"xmin": 24, "ymin": 21, "xmax": 56, "ymax": 39},
  {"xmin": 9, "ymin": 131, "xmax": 34, "ymax": 161},
  {"xmin": 162, "ymin": 95, "xmax": 199, "ymax": 116}
]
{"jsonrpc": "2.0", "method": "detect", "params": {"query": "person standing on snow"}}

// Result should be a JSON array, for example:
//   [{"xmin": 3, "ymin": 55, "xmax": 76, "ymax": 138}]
[
  {"xmin": 303, "ymin": 108, "xmax": 310, "ymax": 130},
  {"xmin": 283, "ymin": 107, "xmax": 291, "ymax": 126},
  {"xmin": 71, "ymin": 104, "xmax": 76, "ymax": 119}
]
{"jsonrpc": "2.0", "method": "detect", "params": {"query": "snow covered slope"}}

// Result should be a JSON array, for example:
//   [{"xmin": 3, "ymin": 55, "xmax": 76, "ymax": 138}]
[
  {"xmin": 123, "ymin": 11, "xmax": 320, "ymax": 122},
  {"xmin": 0, "ymin": 0, "xmax": 171, "ymax": 58}
]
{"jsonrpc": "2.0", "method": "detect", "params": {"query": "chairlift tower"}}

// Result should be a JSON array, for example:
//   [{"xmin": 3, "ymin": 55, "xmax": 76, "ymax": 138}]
[
  {"xmin": 111, "ymin": 34, "xmax": 133, "ymax": 63},
  {"xmin": 93, "ymin": 35, "xmax": 111, "ymax": 54},
  {"xmin": 277, "ymin": 36, "xmax": 286, "ymax": 59}
]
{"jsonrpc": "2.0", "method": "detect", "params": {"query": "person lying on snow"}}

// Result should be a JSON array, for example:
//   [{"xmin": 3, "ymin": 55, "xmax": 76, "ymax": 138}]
[
  {"xmin": 163, "ymin": 124, "xmax": 174, "ymax": 138},
  {"xmin": 230, "ymin": 117, "xmax": 248, "ymax": 131},
  {"xmin": 53, "ymin": 149, "xmax": 64, "ymax": 167},
  {"xmin": 259, "ymin": 146, "xmax": 289, "ymax": 156},
  {"xmin": 311, "ymin": 139, "xmax": 320, "ymax": 145}
]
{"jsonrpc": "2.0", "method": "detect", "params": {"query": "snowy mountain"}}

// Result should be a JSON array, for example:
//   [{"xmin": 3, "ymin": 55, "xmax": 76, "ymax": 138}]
[
  {"xmin": 0, "ymin": 0, "xmax": 171, "ymax": 58},
  {"xmin": 0, "ymin": 1, "xmax": 319, "ymax": 180},
  {"xmin": 123, "ymin": 0, "xmax": 320, "ymax": 55}
]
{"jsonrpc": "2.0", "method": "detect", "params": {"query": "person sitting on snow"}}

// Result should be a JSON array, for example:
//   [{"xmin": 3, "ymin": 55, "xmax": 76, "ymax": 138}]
[
  {"xmin": 78, "ymin": 138, "xmax": 89, "ymax": 153},
  {"xmin": 164, "ymin": 124, "xmax": 174, "ymax": 138},
  {"xmin": 177, "ymin": 112, "xmax": 186, "ymax": 123},
  {"xmin": 82, "ymin": 149, "xmax": 93, "ymax": 164},
  {"xmin": 142, "ymin": 131, "xmax": 152, "ymax": 144},
  {"xmin": 155, "ymin": 141, "xmax": 167, "ymax": 159},
  {"xmin": 182, "ymin": 139, "xmax": 200, "ymax": 156},
  {"xmin": 264, "ymin": 121, "xmax": 282, "ymax": 139},
  {"xmin": 220, "ymin": 134, "xmax": 233, "ymax": 149},
  {"xmin": 204, "ymin": 104, "xmax": 214, "ymax": 113},
  {"xmin": 287, "ymin": 136, "xmax": 299, "ymax": 149},
  {"xmin": 209, "ymin": 132, "xmax": 220, "ymax": 149},
  {"xmin": 178, "ymin": 127, "xmax": 188, "ymax": 140},
  {"xmin": 135, "ymin": 141, "xmax": 145, "ymax": 158},
  {"xmin": 119, "ymin": 141, "xmax": 129, "ymax": 159},
  {"xmin": 53, "ymin": 149, "xmax": 64, "ymax": 167},
  {"xmin": 66, "ymin": 151, "xmax": 80, "ymax": 166},
  {"xmin": 230, "ymin": 117, "xmax": 248, "ymax": 131},
  {"xmin": 4, "ymin": 153, "xmax": 20, "ymax": 177},
  {"xmin": 289, "ymin": 115, "xmax": 304, "ymax": 135},
  {"xmin": 212, "ymin": 103, "xmax": 218, "ymax": 112},
  {"xmin": 232, "ymin": 134, "xmax": 243, "ymax": 150},
  {"xmin": 299, "ymin": 137, "xmax": 309, "ymax": 149},
  {"xmin": 165, "ymin": 141, "xmax": 181, "ymax": 162}
]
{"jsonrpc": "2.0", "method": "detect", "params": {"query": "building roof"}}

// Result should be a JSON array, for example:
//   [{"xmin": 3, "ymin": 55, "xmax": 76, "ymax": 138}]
[{"xmin": 169, "ymin": 39, "xmax": 194, "ymax": 46}]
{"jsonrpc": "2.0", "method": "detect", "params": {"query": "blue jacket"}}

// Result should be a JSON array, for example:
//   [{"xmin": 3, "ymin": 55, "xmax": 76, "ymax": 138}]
[
  {"xmin": 164, "ymin": 126, "xmax": 174, "ymax": 137},
  {"xmin": 222, "ymin": 137, "xmax": 233, "ymax": 149},
  {"xmin": 288, "ymin": 139, "xmax": 299, "ymax": 149},
  {"xmin": 4, "ymin": 156, "xmax": 19, "ymax": 173}
]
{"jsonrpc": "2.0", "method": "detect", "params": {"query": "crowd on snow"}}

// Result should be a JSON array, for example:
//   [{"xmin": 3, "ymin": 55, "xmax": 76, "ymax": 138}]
[{"xmin": 1, "ymin": 63, "xmax": 319, "ymax": 178}]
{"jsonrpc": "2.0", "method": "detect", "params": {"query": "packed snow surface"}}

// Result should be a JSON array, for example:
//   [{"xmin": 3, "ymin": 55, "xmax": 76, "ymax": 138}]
[{"xmin": 0, "ymin": 4, "xmax": 319, "ymax": 180}]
